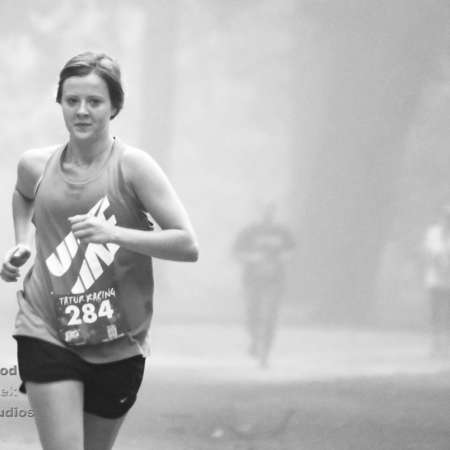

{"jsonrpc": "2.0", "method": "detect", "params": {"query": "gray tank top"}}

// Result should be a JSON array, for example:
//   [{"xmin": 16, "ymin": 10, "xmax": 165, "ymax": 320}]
[{"xmin": 14, "ymin": 139, "xmax": 154, "ymax": 363}]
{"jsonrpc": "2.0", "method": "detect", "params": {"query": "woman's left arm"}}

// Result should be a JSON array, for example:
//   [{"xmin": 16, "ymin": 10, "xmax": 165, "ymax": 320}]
[{"xmin": 69, "ymin": 148, "xmax": 199, "ymax": 262}]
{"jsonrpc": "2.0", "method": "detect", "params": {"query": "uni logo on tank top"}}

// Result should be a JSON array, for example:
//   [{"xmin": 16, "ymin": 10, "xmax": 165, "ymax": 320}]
[{"xmin": 45, "ymin": 196, "xmax": 119, "ymax": 294}]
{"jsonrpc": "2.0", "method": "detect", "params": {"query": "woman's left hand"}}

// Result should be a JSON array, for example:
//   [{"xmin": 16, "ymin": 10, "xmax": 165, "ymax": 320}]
[{"xmin": 68, "ymin": 214, "xmax": 117, "ymax": 245}]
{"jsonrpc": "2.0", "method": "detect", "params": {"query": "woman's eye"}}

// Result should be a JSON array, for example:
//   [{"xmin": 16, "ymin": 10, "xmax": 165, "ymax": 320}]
[
  {"xmin": 66, "ymin": 98, "xmax": 78, "ymax": 105},
  {"xmin": 89, "ymin": 99, "xmax": 101, "ymax": 106}
]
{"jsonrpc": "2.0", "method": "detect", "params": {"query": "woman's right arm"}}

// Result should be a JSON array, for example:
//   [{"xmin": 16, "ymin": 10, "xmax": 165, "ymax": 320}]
[{"xmin": 0, "ymin": 148, "xmax": 53, "ymax": 282}]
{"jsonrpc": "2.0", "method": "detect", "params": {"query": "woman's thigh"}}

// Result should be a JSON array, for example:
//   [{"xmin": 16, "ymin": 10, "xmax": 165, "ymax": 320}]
[
  {"xmin": 26, "ymin": 379, "xmax": 84, "ymax": 450},
  {"xmin": 84, "ymin": 412, "xmax": 126, "ymax": 450}
]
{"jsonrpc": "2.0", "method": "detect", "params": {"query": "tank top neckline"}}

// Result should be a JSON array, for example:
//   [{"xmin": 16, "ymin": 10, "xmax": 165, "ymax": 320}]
[{"xmin": 57, "ymin": 137, "xmax": 117, "ymax": 185}]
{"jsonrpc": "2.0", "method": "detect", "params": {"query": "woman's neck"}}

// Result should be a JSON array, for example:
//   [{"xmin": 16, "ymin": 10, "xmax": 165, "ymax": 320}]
[{"xmin": 67, "ymin": 135, "xmax": 114, "ymax": 166}]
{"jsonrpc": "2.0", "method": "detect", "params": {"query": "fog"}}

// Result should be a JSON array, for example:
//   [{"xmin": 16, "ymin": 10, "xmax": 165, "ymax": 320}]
[{"xmin": 0, "ymin": 1, "xmax": 449, "ymax": 449}]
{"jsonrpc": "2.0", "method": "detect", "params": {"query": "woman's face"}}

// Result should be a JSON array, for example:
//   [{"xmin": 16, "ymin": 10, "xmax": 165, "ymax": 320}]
[{"xmin": 60, "ymin": 72, "xmax": 117, "ymax": 142}]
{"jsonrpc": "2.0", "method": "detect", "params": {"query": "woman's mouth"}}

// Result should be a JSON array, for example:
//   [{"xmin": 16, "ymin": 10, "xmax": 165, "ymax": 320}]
[{"xmin": 74, "ymin": 123, "xmax": 92, "ymax": 129}]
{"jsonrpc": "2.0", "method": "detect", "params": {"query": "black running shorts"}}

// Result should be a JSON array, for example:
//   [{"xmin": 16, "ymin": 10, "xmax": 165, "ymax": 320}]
[{"xmin": 15, "ymin": 336, "xmax": 145, "ymax": 419}]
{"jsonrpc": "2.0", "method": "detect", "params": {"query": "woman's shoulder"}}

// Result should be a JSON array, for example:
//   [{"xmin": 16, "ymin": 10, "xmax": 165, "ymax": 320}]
[
  {"xmin": 119, "ymin": 142, "xmax": 162, "ymax": 179},
  {"xmin": 19, "ymin": 144, "xmax": 60, "ymax": 172},
  {"xmin": 120, "ymin": 143, "xmax": 156, "ymax": 164},
  {"xmin": 16, "ymin": 144, "xmax": 61, "ymax": 199}
]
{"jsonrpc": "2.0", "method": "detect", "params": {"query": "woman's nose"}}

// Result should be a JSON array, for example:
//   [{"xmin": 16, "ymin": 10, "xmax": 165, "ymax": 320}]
[{"xmin": 76, "ymin": 101, "xmax": 88, "ymax": 116}]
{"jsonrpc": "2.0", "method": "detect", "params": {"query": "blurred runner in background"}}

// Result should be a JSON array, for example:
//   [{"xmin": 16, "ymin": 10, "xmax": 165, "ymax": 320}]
[
  {"xmin": 423, "ymin": 205, "xmax": 450, "ymax": 357},
  {"xmin": 234, "ymin": 203, "xmax": 294, "ymax": 368}
]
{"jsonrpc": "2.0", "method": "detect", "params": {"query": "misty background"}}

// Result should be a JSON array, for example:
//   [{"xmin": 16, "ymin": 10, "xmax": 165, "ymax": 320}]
[
  {"xmin": 1, "ymin": 0, "xmax": 448, "ymax": 328},
  {"xmin": 0, "ymin": 1, "xmax": 449, "ymax": 449}
]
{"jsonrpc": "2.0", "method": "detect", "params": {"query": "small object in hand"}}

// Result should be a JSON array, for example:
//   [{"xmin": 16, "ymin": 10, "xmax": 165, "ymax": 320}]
[{"xmin": 9, "ymin": 247, "xmax": 31, "ymax": 267}]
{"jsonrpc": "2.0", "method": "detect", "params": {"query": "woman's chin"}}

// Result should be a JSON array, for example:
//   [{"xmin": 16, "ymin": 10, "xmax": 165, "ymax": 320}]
[{"xmin": 70, "ymin": 129, "xmax": 96, "ymax": 141}]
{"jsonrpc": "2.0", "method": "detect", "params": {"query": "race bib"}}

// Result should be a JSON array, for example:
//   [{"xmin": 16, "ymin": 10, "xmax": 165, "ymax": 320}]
[{"xmin": 54, "ymin": 286, "xmax": 125, "ymax": 346}]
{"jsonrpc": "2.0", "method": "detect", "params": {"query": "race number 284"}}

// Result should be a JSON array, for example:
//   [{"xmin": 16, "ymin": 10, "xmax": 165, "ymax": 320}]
[{"xmin": 65, "ymin": 300, "xmax": 114, "ymax": 325}]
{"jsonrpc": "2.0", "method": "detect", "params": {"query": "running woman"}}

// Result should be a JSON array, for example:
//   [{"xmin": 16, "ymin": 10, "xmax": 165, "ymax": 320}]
[{"xmin": 1, "ymin": 51, "xmax": 198, "ymax": 450}]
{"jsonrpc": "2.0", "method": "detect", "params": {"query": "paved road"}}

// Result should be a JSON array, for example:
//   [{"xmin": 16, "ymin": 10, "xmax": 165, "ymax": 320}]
[
  {"xmin": 147, "ymin": 323, "xmax": 450, "ymax": 382},
  {"xmin": 1, "ymin": 324, "xmax": 449, "ymax": 449}
]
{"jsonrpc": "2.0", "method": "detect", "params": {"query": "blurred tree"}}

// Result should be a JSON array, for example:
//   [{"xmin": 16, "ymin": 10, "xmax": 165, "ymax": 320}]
[
  {"xmin": 293, "ymin": 0, "xmax": 450, "ymax": 324},
  {"xmin": 139, "ymin": 0, "xmax": 178, "ymax": 170}
]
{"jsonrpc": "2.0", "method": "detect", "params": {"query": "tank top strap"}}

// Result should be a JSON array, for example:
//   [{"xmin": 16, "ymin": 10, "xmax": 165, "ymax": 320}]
[
  {"xmin": 108, "ymin": 138, "xmax": 145, "ymax": 211},
  {"xmin": 34, "ymin": 144, "xmax": 65, "ymax": 198}
]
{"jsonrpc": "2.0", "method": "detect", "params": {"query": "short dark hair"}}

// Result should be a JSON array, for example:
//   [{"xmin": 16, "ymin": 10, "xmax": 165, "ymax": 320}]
[{"xmin": 56, "ymin": 52, "xmax": 124, "ymax": 119}]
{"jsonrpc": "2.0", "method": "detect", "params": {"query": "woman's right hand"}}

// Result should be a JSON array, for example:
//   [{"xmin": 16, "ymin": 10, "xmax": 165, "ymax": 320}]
[{"xmin": 0, "ymin": 244, "xmax": 31, "ymax": 282}]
